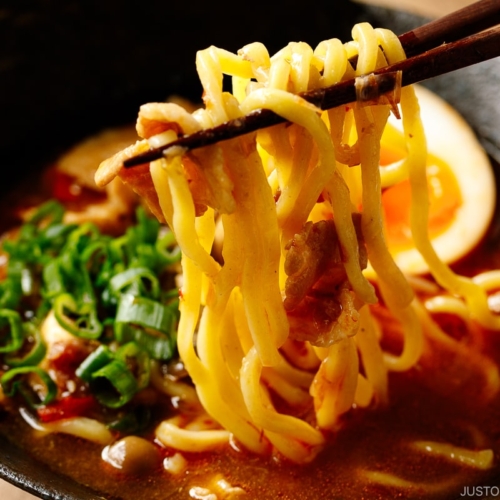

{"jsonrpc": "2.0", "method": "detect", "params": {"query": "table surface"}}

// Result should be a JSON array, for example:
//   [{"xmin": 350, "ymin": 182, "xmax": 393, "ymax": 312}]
[{"xmin": 0, "ymin": 0, "xmax": 477, "ymax": 498}]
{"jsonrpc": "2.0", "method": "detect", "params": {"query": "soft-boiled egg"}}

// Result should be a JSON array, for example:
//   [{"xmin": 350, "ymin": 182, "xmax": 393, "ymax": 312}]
[{"xmin": 379, "ymin": 84, "xmax": 496, "ymax": 276}]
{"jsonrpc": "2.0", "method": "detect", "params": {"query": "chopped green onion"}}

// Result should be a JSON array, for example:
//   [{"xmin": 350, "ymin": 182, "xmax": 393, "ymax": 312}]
[
  {"xmin": 114, "ymin": 294, "xmax": 177, "ymax": 361},
  {"xmin": 27, "ymin": 200, "xmax": 65, "ymax": 226},
  {"xmin": 134, "ymin": 243, "xmax": 160, "ymax": 271},
  {"xmin": 116, "ymin": 293, "xmax": 176, "ymax": 333},
  {"xmin": 75, "ymin": 345, "xmax": 114, "ymax": 382},
  {"xmin": 42, "ymin": 222, "xmax": 77, "ymax": 241},
  {"xmin": 53, "ymin": 293, "xmax": 102, "ymax": 339},
  {"xmin": 0, "ymin": 277, "xmax": 22, "ymax": 310},
  {"xmin": 90, "ymin": 359, "xmax": 139, "ymax": 409},
  {"xmin": 116, "ymin": 341, "xmax": 150, "ymax": 391},
  {"xmin": 156, "ymin": 230, "xmax": 182, "ymax": 265},
  {"xmin": 1, "ymin": 366, "xmax": 57, "ymax": 408},
  {"xmin": 108, "ymin": 235, "xmax": 128, "ymax": 271},
  {"xmin": 115, "ymin": 323, "xmax": 175, "ymax": 361},
  {"xmin": 59, "ymin": 227, "xmax": 99, "ymax": 277},
  {"xmin": 42, "ymin": 260, "xmax": 65, "ymax": 299},
  {"xmin": 4, "ymin": 322, "xmax": 46, "ymax": 367},
  {"xmin": 109, "ymin": 267, "xmax": 160, "ymax": 300},
  {"xmin": 0, "ymin": 309, "xmax": 24, "ymax": 353},
  {"xmin": 0, "ymin": 202, "xmax": 182, "ymax": 413},
  {"xmin": 130, "ymin": 206, "xmax": 160, "ymax": 246},
  {"xmin": 76, "ymin": 342, "xmax": 150, "ymax": 408},
  {"xmin": 80, "ymin": 239, "xmax": 108, "ymax": 267}
]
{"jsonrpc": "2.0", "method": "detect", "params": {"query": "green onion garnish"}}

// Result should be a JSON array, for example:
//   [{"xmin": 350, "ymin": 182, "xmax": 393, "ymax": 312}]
[
  {"xmin": 75, "ymin": 345, "xmax": 115, "ymax": 382},
  {"xmin": 81, "ymin": 342, "xmax": 149, "ymax": 409},
  {"xmin": 1, "ymin": 366, "xmax": 57, "ymax": 408},
  {"xmin": 0, "ymin": 202, "xmax": 181, "ymax": 410},
  {"xmin": 53, "ymin": 293, "xmax": 103, "ymax": 339},
  {"xmin": 0, "ymin": 309, "xmax": 24, "ymax": 353},
  {"xmin": 4, "ymin": 322, "xmax": 46, "ymax": 367}
]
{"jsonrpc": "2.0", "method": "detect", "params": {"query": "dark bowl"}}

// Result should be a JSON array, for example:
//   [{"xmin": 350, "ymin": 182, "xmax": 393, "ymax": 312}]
[{"xmin": 1, "ymin": 1, "xmax": 500, "ymax": 498}]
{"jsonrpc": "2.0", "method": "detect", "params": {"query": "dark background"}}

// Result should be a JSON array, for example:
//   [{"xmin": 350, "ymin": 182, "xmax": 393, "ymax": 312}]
[{"xmin": 0, "ymin": 0, "xmax": 362, "ymax": 171}]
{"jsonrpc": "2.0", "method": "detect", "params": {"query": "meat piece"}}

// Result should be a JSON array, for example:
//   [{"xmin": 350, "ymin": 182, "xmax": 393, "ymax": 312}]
[
  {"xmin": 286, "ymin": 284, "xmax": 361, "ymax": 347},
  {"xmin": 284, "ymin": 214, "xmax": 366, "ymax": 346},
  {"xmin": 137, "ymin": 102, "xmax": 201, "ymax": 138},
  {"xmin": 284, "ymin": 219, "xmax": 342, "ymax": 311},
  {"xmin": 95, "ymin": 101, "xmax": 202, "ymax": 224},
  {"xmin": 139, "ymin": 103, "xmax": 235, "ymax": 216},
  {"xmin": 58, "ymin": 125, "xmax": 139, "ymax": 190},
  {"xmin": 118, "ymin": 160, "xmax": 166, "ymax": 223},
  {"xmin": 48, "ymin": 126, "xmax": 142, "ymax": 233},
  {"xmin": 95, "ymin": 135, "xmax": 166, "ymax": 224},
  {"xmin": 95, "ymin": 101, "xmax": 235, "ymax": 221},
  {"xmin": 63, "ymin": 176, "xmax": 138, "ymax": 235}
]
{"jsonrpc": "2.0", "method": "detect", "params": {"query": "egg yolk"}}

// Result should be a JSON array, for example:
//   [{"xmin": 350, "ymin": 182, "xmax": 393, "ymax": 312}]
[{"xmin": 381, "ymin": 147, "xmax": 462, "ymax": 252}]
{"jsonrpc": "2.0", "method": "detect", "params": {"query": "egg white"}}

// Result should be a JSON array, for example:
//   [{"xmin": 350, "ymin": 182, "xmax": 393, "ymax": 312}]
[{"xmin": 384, "ymin": 84, "xmax": 496, "ymax": 276}]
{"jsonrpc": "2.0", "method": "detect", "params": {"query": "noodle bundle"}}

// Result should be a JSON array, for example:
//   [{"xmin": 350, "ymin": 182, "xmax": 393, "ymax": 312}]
[{"xmin": 96, "ymin": 22, "xmax": 500, "ymax": 465}]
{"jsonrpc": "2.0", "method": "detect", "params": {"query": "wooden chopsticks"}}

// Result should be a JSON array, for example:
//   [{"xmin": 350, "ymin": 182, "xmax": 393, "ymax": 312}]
[
  {"xmin": 399, "ymin": 0, "xmax": 500, "ymax": 56},
  {"xmin": 123, "ymin": 0, "xmax": 500, "ymax": 168}
]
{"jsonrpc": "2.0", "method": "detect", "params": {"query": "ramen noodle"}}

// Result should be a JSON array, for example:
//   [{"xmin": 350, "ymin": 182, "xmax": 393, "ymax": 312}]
[{"xmin": 95, "ymin": 22, "xmax": 499, "ymax": 465}]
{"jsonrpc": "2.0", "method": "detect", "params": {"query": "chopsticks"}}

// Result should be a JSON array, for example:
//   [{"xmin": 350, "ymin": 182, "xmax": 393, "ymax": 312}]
[
  {"xmin": 123, "ymin": 0, "xmax": 500, "ymax": 168},
  {"xmin": 398, "ymin": 0, "xmax": 500, "ymax": 56}
]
